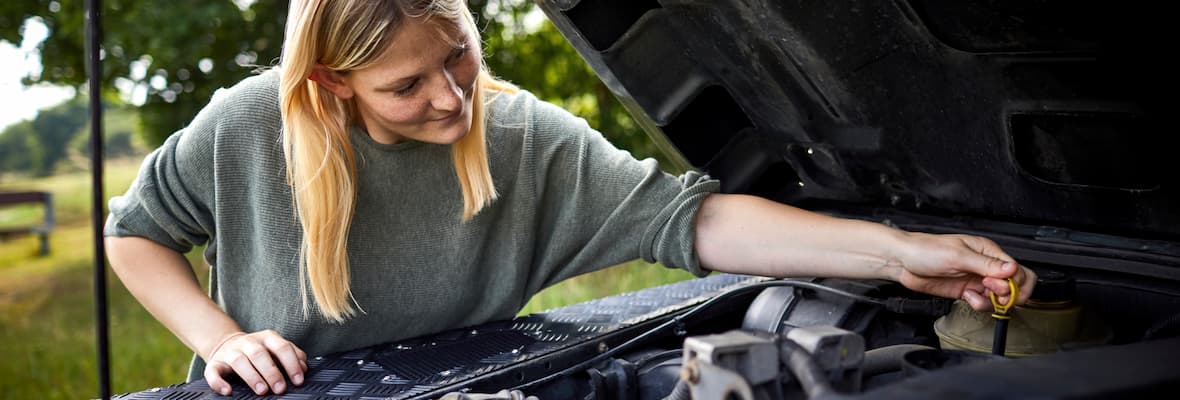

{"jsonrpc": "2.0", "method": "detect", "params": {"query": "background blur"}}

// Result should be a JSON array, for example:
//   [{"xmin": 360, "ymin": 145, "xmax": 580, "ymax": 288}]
[{"xmin": 0, "ymin": 1, "xmax": 694, "ymax": 398}]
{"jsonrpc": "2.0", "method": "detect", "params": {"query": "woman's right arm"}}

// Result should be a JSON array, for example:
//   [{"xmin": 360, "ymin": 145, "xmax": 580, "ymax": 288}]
[{"xmin": 105, "ymin": 236, "xmax": 306, "ymax": 396}]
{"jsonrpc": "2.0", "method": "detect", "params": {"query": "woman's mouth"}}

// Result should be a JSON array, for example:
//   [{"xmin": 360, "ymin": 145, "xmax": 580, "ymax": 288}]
[{"xmin": 432, "ymin": 109, "xmax": 462, "ymax": 124}]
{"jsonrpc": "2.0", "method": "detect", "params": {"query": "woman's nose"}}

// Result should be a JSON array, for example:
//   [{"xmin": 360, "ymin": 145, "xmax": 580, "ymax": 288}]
[{"xmin": 430, "ymin": 70, "xmax": 463, "ymax": 112}]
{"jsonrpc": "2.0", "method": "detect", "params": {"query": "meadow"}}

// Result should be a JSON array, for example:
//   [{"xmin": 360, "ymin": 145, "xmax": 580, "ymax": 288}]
[{"xmin": 0, "ymin": 159, "xmax": 695, "ymax": 399}]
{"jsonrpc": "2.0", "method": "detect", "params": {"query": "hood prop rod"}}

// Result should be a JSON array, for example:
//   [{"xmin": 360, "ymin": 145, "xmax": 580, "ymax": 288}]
[{"xmin": 85, "ymin": 0, "xmax": 111, "ymax": 398}]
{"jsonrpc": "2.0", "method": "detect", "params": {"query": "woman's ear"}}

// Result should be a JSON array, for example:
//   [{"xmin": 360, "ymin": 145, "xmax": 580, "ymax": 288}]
[{"xmin": 309, "ymin": 65, "xmax": 354, "ymax": 99}]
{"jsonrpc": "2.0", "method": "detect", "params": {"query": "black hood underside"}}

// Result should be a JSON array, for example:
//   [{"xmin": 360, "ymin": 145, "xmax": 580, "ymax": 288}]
[{"xmin": 537, "ymin": 0, "xmax": 1176, "ymax": 250}]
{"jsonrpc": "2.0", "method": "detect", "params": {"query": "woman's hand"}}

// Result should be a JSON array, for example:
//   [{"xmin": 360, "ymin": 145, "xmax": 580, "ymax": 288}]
[
  {"xmin": 203, "ymin": 330, "xmax": 308, "ymax": 396},
  {"xmin": 106, "ymin": 237, "xmax": 308, "ymax": 396},
  {"xmin": 891, "ymin": 232, "xmax": 1037, "ymax": 311}
]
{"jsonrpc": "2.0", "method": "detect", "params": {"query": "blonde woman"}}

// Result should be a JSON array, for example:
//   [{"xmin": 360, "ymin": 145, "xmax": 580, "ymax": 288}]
[{"xmin": 105, "ymin": 0, "xmax": 1035, "ymax": 396}]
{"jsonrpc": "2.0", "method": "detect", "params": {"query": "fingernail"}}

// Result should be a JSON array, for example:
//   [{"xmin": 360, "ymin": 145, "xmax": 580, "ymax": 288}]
[
  {"xmin": 255, "ymin": 383, "xmax": 266, "ymax": 394},
  {"xmin": 275, "ymin": 382, "xmax": 286, "ymax": 393},
  {"xmin": 221, "ymin": 386, "xmax": 231, "ymax": 396},
  {"xmin": 293, "ymin": 374, "xmax": 303, "ymax": 385}
]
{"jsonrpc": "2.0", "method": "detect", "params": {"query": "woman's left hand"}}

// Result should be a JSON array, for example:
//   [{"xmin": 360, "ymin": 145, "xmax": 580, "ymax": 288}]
[{"xmin": 890, "ymin": 232, "xmax": 1037, "ymax": 311}]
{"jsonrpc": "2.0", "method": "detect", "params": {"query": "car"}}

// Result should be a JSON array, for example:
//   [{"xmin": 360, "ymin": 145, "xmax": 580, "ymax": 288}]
[{"xmin": 117, "ymin": 1, "xmax": 1179, "ymax": 399}]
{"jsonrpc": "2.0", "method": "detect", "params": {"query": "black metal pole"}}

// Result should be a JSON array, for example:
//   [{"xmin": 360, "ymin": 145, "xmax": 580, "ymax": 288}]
[{"xmin": 85, "ymin": 0, "xmax": 111, "ymax": 398}]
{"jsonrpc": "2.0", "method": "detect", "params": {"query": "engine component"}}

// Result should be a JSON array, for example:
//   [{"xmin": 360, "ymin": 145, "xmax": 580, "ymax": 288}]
[
  {"xmin": 899, "ymin": 349, "xmax": 1001, "ymax": 377},
  {"xmin": 741, "ymin": 280, "xmax": 884, "ymax": 336},
  {"xmin": 682, "ymin": 331, "xmax": 782, "ymax": 400},
  {"xmin": 934, "ymin": 270, "xmax": 1111, "ymax": 356},
  {"xmin": 784, "ymin": 326, "xmax": 864, "ymax": 393},
  {"xmin": 680, "ymin": 327, "xmax": 865, "ymax": 399},
  {"xmin": 988, "ymin": 278, "xmax": 1019, "ymax": 356},
  {"xmin": 438, "ymin": 389, "xmax": 538, "ymax": 400}
]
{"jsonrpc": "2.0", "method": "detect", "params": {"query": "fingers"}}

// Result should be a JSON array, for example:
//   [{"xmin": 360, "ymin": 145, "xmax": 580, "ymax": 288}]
[
  {"xmin": 960, "ymin": 235, "xmax": 1016, "ymax": 264},
  {"xmin": 264, "ymin": 335, "xmax": 307, "ymax": 387},
  {"xmin": 983, "ymin": 266, "xmax": 1037, "ymax": 306},
  {"xmin": 204, "ymin": 361, "xmax": 234, "ymax": 396},
  {"xmin": 248, "ymin": 340, "xmax": 291, "ymax": 395},
  {"xmin": 1018, "ymin": 267, "xmax": 1037, "ymax": 303},
  {"xmin": 954, "ymin": 235, "xmax": 1040, "ymax": 307},
  {"xmin": 954, "ymin": 240, "xmax": 1017, "ymax": 280},
  {"xmin": 962, "ymin": 289, "xmax": 990, "ymax": 312},
  {"xmin": 229, "ymin": 347, "xmax": 274, "ymax": 395},
  {"xmin": 204, "ymin": 330, "xmax": 308, "ymax": 396}
]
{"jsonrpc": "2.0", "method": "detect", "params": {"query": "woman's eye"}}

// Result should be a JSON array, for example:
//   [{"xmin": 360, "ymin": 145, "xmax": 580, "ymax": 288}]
[
  {"xmin": 395, "ymin": 80, "xmax": 417, "ymax": 96},
  {"xmin": 447, "ymin": 45, "xmax": 468, "ymax": 64}
]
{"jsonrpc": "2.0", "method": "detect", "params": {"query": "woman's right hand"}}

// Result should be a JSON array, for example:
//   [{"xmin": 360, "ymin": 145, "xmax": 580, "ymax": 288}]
[
  {"xmin": 105, "ymin": 237, "xmax": 306, "ymax": 396},
  {"xmin": 203, "ymin": 330, "xmax": 308, "ymax": 396}
]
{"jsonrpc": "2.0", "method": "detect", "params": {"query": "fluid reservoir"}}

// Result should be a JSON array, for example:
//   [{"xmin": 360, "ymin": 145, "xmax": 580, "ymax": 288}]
[{"xmin": 933, "ymin": 270, "xmax": 1111, "ymax": 357}]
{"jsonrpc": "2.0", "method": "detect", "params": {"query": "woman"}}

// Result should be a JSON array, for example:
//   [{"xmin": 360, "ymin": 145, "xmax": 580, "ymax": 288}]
[{"xmin": 105, "ymin": 0, "xmax": 1035, "ymax": 396}]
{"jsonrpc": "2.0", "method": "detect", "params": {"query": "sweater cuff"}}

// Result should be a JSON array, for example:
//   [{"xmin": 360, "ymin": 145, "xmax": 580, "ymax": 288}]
[{"xmin": 640, "ymin": 171, "xmax": 720, "ymax": 277}]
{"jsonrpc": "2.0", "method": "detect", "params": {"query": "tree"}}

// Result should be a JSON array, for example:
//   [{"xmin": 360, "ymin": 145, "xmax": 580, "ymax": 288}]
[
  {"xmin": 1, "ymin": 0, "xmax": 667, "ymax": 163},
  {"xmin": 0, "ymin": 97, "xmax": 88, "ymax": 177},
  {"xmin": 0, "ymin": 98, "xmax": 72, "ymax": 176},
  {"xmin": 0, "ymin": 121, "xmax": 39, "ymax": 176},
  {"xmin": 1, "ymin": 0, "xmax": 287, "ymax": 145},
  {"xmin": 70, "ymin": 103, "xmax": 144, "ymax": 161},
  {"xmin": 472, "ymin": 0, "xmax": 665, "ymax": 164}
]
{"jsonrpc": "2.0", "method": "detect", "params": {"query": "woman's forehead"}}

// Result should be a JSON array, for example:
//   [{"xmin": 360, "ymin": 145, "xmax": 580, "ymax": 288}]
[
  {"xmin": 389, "ymin": 17, "xmax": 467, "ymax": 53},
  {"xmin": 360, "ymin": 16, "xmax": 473, "ymax": 76}
]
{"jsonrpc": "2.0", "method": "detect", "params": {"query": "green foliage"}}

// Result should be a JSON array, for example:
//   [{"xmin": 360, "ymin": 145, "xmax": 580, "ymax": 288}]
[
  {"xmin": 0, "ymin": 121, "xmax": 37, "ymax": 174},
  {"xmin": 29, "ymin": 97, "xmax": 88, "ymax": 175},
  {"xmin": 474, "ymin": 0, "xmax": 667, "ymax": 163},
  {"xmin": 0, "ymin": 98, "xmax": 87, "ymax": 177},
  {"xmin": 69, "ymin": 104, "xmax": 144, "ymax": 160},
  {"xmin": 0, "ymin": 98, "xmax": 145, "ymax": 178},
  {"xmin": 0, "ymin": 0, "xmax": 288, "ymax": 146}
]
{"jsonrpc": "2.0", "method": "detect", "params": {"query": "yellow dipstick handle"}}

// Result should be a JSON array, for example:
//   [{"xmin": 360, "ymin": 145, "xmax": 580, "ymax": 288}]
[
  {"xmin": 989, "ymin": 278, "xmax": 1018, "ymax": 356},
  {"xmin": 989, "ymin": 277, "xmax": 1018, "ymax": 319}
]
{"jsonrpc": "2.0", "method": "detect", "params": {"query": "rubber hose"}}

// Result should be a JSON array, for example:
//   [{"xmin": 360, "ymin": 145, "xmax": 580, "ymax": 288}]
[
  {"xmin": 861, "ymin": 344, "xmax": 936, "ymax": 377},
  {"xmin": 782, "ymin": 342, "xmax": 835, "ymax": 399},
  {"xmin": 660, "ymin": 380, "xmax": 691, "ymax": 400}
]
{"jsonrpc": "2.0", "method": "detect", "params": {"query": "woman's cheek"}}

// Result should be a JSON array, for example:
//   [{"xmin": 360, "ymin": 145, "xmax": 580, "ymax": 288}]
[{"xmin": 390, "ymin": 101, "xmax": 430, "ymax": 124}]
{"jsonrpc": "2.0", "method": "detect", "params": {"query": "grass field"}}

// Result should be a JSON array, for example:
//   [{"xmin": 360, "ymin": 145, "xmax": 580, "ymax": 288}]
[{"xmin": 0, "ymin": 159, "xmax": 695, "ymax": 399}]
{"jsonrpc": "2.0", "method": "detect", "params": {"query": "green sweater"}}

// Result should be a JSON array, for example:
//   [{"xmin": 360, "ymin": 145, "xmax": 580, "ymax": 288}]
[{"xmin": 105, "ymin": 70, "xmax": 718, "ymax": 380}]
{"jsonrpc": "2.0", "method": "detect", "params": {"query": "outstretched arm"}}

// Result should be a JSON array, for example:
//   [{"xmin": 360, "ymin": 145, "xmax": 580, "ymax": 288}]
[
  {"xmin": 106, "ymin": 236, "xmax": 307, "ymax": 396},
  {"xmin": 693, "ymin": 194, "xmax": 1036, "ymax": 311}
]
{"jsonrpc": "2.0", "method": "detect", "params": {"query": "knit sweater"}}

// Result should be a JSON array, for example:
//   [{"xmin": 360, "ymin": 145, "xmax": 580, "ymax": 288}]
[{"xmin": 105, "ymin": 70, "xmax": 719, "ymax": 380}]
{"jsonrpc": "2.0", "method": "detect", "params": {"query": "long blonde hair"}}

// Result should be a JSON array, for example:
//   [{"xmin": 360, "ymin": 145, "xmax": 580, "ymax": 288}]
[{"xmin": 279, "ymin": 0, "xmax": 515, "ymax": 322}]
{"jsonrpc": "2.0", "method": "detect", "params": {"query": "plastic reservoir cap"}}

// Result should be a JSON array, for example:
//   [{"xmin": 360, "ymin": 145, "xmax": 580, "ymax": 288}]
[{"xmin": 1029, "ymin": 270, "xmax": 1076, "ymax": 304}]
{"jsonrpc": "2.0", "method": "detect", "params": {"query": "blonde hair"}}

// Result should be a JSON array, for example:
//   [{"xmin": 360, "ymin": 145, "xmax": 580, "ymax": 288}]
[{"xmin": 280, "ymin": 0, "xmax": 516, "ymax": 322}]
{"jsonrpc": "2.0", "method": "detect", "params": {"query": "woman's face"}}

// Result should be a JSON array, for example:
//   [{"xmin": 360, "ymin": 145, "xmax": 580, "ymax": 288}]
[{"xmin": 328, "ymin": 17, "xmax": 481, "ymax": 145}]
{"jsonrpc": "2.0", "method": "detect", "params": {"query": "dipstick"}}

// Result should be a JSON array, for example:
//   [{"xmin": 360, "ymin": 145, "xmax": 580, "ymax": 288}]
[{"xmin": 989, "ymin": 278, "xmax": 1018, "ymax": 356}]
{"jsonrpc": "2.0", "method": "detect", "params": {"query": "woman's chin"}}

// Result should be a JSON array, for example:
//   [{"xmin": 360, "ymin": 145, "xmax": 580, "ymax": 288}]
[{"xmin": 435, "ymin": 117, "xmax": 473, "ymax": 145}]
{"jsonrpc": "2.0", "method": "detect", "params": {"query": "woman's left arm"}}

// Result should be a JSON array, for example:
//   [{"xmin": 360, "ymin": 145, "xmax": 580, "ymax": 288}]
[{"xmin": 694, "ymin": 193, "xmax": 1036, "ymax": 311}]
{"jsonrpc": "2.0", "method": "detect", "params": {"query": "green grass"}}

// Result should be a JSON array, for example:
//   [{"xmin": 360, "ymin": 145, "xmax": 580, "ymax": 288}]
[
  {"xmin": 519, "ymin": 262, "xmax": 697, "ymax": 315},
  {"xmin": 0, "ymin": 158, "xmax": 696, "ymax": 399}
]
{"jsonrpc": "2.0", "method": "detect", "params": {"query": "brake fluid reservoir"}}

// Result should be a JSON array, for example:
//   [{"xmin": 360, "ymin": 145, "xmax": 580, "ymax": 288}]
[{"xmin": 933, "ymin": 270, "xmax": 1111, "ymax": 357}]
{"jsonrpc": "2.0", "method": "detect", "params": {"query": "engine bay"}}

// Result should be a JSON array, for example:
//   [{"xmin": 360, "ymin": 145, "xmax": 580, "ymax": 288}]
[
  {"xmin": 512, "ymin": 266, "xmax": 1180, "ymax": 399},
  {"xmin": 115, "ymin": 263, "xmax": 1180, "ymax": 399}
]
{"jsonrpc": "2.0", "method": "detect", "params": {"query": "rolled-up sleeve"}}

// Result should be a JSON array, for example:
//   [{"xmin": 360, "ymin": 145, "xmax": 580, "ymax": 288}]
[
  {"xmin": 638, "ymin": 170, "xmax": 717, "ymax": 277},
  {"xmin": 105, "ymin": 92, "xmax": 221, "ymax": 253}
]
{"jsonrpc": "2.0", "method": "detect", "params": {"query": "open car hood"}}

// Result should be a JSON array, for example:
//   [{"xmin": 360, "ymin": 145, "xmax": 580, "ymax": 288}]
[{"xmin": 536, "ymin": 0, "xmax": 1177, "ymax": 267}]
